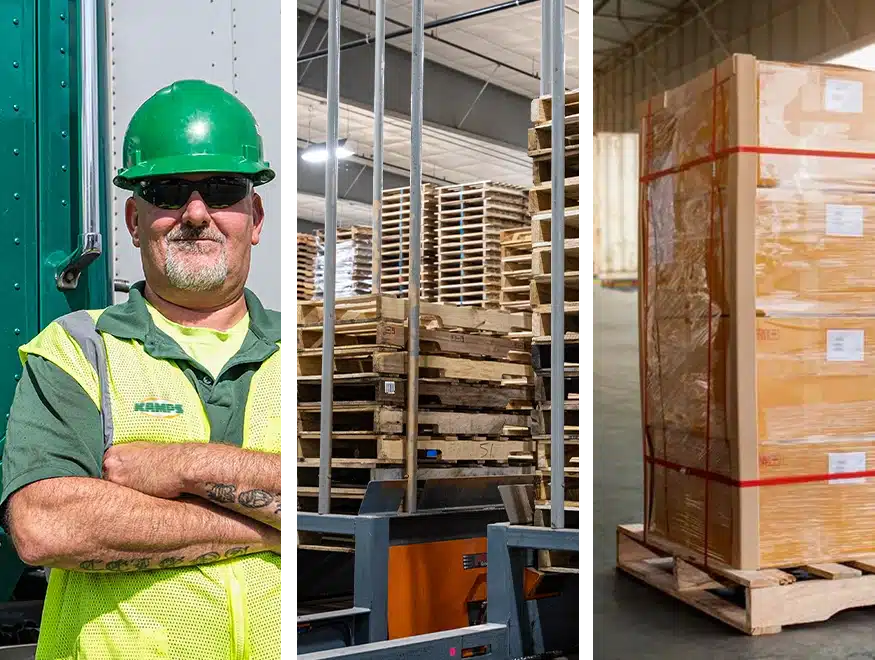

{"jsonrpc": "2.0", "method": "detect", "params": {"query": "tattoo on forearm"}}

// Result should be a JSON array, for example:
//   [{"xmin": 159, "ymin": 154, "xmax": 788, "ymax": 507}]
[
  {"xmin": 158, "ymin": 556, "xmax": 185, "ymax": 569},
  {"xmin": 203, "ymin": 483, "xmax": 280, "ymax": 517},
  {"xmin": 206, "ymin": 483, "xmax": 237, "ymax": 503},
  {"xmin": 238, "ymin": 489, "xmax": 274, "ymax": 508},
  {"xmin": 195, "ymin": 551, "xmax": 221, "ymax": 562},
  {"xmin": 75, "ymin": 548, "xmax": 253, "ymax": 573}
]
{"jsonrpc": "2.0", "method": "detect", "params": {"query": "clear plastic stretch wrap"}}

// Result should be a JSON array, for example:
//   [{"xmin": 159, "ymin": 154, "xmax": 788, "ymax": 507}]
[
  {"xmin": 640, "ymin": 55, "xmax": 875, "ymax": 569},
  {"xmin": 314, "ymin": 226, "xmax": 373, "ymax": 299}
]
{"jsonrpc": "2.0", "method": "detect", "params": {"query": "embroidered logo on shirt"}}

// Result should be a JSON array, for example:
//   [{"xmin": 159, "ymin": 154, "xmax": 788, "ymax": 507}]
[{"xmin": 134, "ymin": 398, "xmax": 184, "ymax": 418}]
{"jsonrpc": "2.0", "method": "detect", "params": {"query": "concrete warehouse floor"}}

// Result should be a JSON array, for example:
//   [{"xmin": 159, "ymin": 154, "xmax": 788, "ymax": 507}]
[{"xmin": 593, "ymin": 285, "xmax": 875, "ymax": 660}]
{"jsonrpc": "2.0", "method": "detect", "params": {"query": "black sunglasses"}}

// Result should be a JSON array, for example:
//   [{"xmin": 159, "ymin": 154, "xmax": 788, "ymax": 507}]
[{"xmin": 135, "ymin": 176, "xmax": 253, "ymax": 210}]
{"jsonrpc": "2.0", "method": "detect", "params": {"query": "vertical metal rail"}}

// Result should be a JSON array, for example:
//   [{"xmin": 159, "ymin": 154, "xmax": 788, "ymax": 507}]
[
  {"xmin": 540, "ymin": 0, "xmax": 551, "ymax": 95},
  {"xmin": 318, "ymin": 0, "xmax": 341, "ymax": 514},
  {"xmin": 549, "ymin": 0, "xmax": 565, "ymax": 529},
  {"xmin": 371, "ymin": 0, "xmax": 386, "ymax": 295},
  {"xmin": 405, "ymin": 0, "xmax": 425, "ymax": 513}
]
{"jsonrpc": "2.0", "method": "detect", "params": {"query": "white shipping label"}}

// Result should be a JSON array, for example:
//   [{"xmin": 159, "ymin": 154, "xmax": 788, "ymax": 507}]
[
  {"xmin": 825, "ymin": 204, "xmax": 864, "ymax": 237},
  {"xmin": 828, "ymin": 452, "xmax": 867, "ymax": 485},
  {"xmin": 826, "ymin": 329, "xmax": 865, "ymax": 362},
  {"xmin": 384, "ymin": 381, "xmax": 396, "ymax": 394},
  {"xmin": 824, "ymin": 78, "xmax": 864, "ymax": 113}
]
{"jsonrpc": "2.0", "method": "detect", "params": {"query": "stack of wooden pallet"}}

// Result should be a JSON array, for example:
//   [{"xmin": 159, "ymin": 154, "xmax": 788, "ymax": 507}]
[
  {"xmin": 296, "ymin": 295, "xmax": 535, "ymax": 529},
  {"xmin": 297, "ymin": 233, "xmax": 317, "ymax": 300},
  {"xmin": 436, "ymin": 181, "xmax": 529, "ymax": 308},
  {"xmin": 379, "ymin": 185, "xmax": 438, "ymax": 300},
  {"xmin": 315, "ymin": 225, "xmax": 373, "ymax": 298},
  {"xmin": 528, "ymin": 90, "xmax": 580, "ymax": 517},
  {"xmin": 499, "ymin": 228, "xmax": 533, "ymax": 312}
]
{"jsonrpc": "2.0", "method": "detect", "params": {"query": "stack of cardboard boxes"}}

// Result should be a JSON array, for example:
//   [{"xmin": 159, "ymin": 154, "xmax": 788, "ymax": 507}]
[{"xmin": 640, "ymin": 54, "xmax": 875, "ymax": 569}]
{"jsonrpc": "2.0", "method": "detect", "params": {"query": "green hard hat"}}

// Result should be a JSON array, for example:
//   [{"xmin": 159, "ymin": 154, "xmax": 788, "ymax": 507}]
[{"xmin": 113, "ymin": 80, "xmax": 275, "ymax": 190}]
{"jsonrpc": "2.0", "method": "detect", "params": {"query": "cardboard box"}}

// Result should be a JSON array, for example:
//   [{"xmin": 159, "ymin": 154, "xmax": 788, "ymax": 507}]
[{"xmin": 639, "ymin": 55, "xmax": 875, "ymax": 569}]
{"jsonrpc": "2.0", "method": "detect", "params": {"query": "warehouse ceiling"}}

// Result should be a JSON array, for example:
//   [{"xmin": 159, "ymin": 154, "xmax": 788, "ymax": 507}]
[
  {"xmin": 594, "ymin": 0, "xmax": 702, "ymax": 72},
  {"xmin": 298, "ymin": 0, "xmax": 580, "ymax": 97},
  {"xmin": 296, "ymin": 1, "xmax": 580, "ymax": 226}
]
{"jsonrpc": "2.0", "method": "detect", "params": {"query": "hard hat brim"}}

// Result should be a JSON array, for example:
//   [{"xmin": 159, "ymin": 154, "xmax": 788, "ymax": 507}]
[{"xmin": 114, "ymin": 153, "xmax": 275, "ymax": 190}]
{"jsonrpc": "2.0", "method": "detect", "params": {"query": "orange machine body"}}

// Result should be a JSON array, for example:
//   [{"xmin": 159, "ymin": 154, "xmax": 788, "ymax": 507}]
[{"xmin": 386, "ymin": 537, "xmax": 544, "ymax": 639}]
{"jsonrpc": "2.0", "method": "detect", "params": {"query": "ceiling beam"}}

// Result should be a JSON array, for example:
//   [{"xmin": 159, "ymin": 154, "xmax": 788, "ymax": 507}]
[
  {"xmin": 594, "ymin": 0, "xmax": 612, "ymax": 15},
  {"xmin": 296, "ymin": 10, "xmax": 531, "ymax": 150},
  {"xmin": 594, "ymin": 33, "xmax": 627, "ymax": 46},
  {"xmin": 594, "ymin": 14, "xmax": 677, "ymax": 28}
]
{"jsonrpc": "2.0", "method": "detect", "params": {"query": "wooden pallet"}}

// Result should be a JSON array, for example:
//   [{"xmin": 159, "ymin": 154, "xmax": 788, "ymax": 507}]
[
  {"xmin": 532, "ymin": 302, "xmax": 580, "ymax": 337},
  {"xmin": 297, "ymin": 376, "xmax": 533, "ymax": 411},
  {"xmin": 617, "ymin": 523, "xmax": 875, "ymax": 635},
  {"xmin": 530, "ymin": 274, "xmax": 580, "ymax": 308},
  {"xmin": 532, "ymin": 399, "xmax": 579, "ymax": 436},
  {"xmin": 530, "ymin": 89, "xmax": 580, "ymax": 125},
  {"xmin": 528, "ymin": 177, "xmax": 580, "ymax": 215},
  {"xmin": 297, "ymin": 463, "xmax": 538, "ymax": 520},
  {"xmin": 531, "ymin": 208, "xmax": 580, "ymax": 244},
  {"xmin": 297, "ymin": 295, "xmax": 532, "ymax": 334},
  {"xmin": 533, "ymin": 371, "xmax": 579, "ymax": 404},
  {"xmin": 297, "ymin": 435, "xmax": 536, "ymax": 464},
  {"xmin": 600, "ymin": 277, "xmax": 639, "ymax": 290},
  {"xmin": 371, "ymin": 352, "xmax": 533, "ymax": 384},
  {"xmin": 298, "ymin": 233, "xmax": 318, "ymax": 300},
  {"xmin": 531, "ymin": 339, "xmax": 579, "ymax": 372},
  {"xmin": 297, "ymin": 403, "xmax": 533, "ymax": 437},
  {"xmin": 436, "ymin": 181, "xmax": 528, "ymax": 308},
  {"xmin": 499, "ymin": 228, "xmax": 533, "ymax": 312},
  {"xmin": 298, "ymin": 322, "xmax": 529, "ymax": 363},
  {"xmin": 379, "ymin": 185, "xmax": 438, "ymax": 300}
]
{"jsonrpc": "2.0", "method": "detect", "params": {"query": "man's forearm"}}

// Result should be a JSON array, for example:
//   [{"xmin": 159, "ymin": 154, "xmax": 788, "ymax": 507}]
[
  {"xmin": 178, "ymin": 445, "xmax": 281, "ymax": 529},
  {"xmin": 7, "ymin": 477, "xmax": 278, "ymax": 572}
]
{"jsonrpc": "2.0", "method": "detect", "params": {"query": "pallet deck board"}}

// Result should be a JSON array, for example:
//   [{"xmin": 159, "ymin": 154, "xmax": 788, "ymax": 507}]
[{"xmin": 617, "ymin": 524, "xmax": 875, "ymax": 634}]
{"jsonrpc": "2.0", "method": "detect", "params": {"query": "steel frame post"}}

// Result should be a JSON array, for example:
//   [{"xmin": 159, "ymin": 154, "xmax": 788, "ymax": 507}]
[
  {"xmin": 353, "ymin": 516, "xmax": 390, "ymax": 643},
  {"xmin": 540, "ymin": 0, "xmax": 551, "ymax": 95},
  {"xmin": 405, "ymin": 0, "xmax": 424, "ymax": 513},
  {"xmin": 371, "ymin": 0, "xmax": 385, "ymax": 295},
  {"xmin": 318, "ymin": 0, "xmax": 341, "ymax": 514},
  {"xmin": 549, "ymin": 0, "xmax": 565, "ymax": 529},
  {"xmin": 485, "ymin": 523, "xmax": 530, "ymax": 658}
]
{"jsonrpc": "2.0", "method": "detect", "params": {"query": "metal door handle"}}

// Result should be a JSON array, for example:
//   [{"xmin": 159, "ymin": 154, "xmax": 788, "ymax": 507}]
[{"xmin": 56, "ymin": 0, "xmax": 102, "ymax": 290}]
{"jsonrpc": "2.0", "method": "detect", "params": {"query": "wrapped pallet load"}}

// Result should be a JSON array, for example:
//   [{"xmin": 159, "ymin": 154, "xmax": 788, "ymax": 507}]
[{"xmin": 639, "ymin": 54, "xmax": 875, "ymax": 569}]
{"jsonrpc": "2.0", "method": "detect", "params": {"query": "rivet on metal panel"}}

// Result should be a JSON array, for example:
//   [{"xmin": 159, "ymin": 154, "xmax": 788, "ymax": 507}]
[
  {"xmin": 11, "ymin": 18, "xmax": 18, "ymax": 26},
  {"xmin": 12, "ymin": 149, "xmax": 18, "ymax": 156},
  {"xmin": 60, "ymin": 48, "xmax": 65, "ymax": 54},
  {"xmin": 13, "ymin": 329, "xmax": 19, "ymax": 335},
  {"xmin": 59, "ymin": 13, "xmax": 65, "ymax": 20},
  {"xmin": 12, "ymin": 105, "xmax": 18, "ymax": 112},
  {"xmin": 60, "ymin": 81, "xmax": 67, "ymax": 88},
  {"xmin": 61, "ymin": 165, "xmax": 67, "ymax": 171},
  {"xmin": 13, "ymin": 375, "xmax": 19, "ymax": 381},
  {"xmin": 61, "ymin": 200, "xmax": 67, "ymax": 206},
  {"xmin": 61, "ymin": 131, "xmax": 67, "ymax": 138},
  {"xmin": 13, "ymin": 193, "xmax": 19, "ymax": 200},
  {"xmin": 12, "ymin": 61, "xmax": 18, "ymax": 68},
  {"xmin": 13, "ymin": 284, "xmax": 20, "ymax": 291},
  {"xmin": 13, "ymin": 239, "xmax": 19, "ymax": 245}
]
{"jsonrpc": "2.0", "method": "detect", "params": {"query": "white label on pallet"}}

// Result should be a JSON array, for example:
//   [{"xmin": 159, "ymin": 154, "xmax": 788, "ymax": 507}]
[
  {"xmin": 828, "ymin": 452, "xmax": 867, "ymax": 485},
  {"xmin": 384, "ymin": 381, "xmax": 396, "ymax": 394},
  {"xmin": 827, "ymin": 329, "xmax": 865, "ymax": 362},
  {"xmin": 825, "ymin": 79, "xmax": 864, "ymax": 113},
  {"xmin": 825, "ymin": 204, "xmax": 864, "ymax": 237}
]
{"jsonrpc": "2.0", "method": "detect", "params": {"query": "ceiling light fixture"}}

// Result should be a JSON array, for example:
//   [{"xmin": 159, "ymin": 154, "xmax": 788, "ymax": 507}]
[{"xmin": 301, "ymin": 138, "xmax": 354, "ymax": 163}]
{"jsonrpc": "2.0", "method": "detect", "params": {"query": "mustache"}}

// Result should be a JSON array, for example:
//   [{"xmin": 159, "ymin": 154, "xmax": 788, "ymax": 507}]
[{"xmin": 165, "ymin": 226, "xmax": 226, "ymax": 244}]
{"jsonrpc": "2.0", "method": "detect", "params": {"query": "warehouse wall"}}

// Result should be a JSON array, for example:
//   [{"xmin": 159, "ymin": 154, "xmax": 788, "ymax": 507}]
[{"xmin": 594, "ymin": 0, "xmax": 875, "ymax": 132}]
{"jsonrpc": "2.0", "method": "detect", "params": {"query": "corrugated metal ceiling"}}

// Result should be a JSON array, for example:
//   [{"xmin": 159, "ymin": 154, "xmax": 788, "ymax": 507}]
[{"xmin": 594, "ymin": 0, "xmax": 694, "ymax": 70}]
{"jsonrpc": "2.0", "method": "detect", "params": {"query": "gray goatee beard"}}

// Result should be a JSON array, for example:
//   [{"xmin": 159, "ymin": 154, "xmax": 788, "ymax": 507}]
[{"xmin": 164, "ymin": 227, "xmax": 228, "ymax": 292}]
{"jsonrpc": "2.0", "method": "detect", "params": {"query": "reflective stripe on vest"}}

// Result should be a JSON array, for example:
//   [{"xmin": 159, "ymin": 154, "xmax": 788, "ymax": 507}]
[{"xmin": 21, "ymin": 310, "xmax": 281, "ymax": 660}]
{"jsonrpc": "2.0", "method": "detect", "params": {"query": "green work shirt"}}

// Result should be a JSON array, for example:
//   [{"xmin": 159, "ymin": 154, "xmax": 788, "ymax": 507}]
[{"xmin": 0, "ymin": 282, "xmax": 281, "ymax": 509}]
